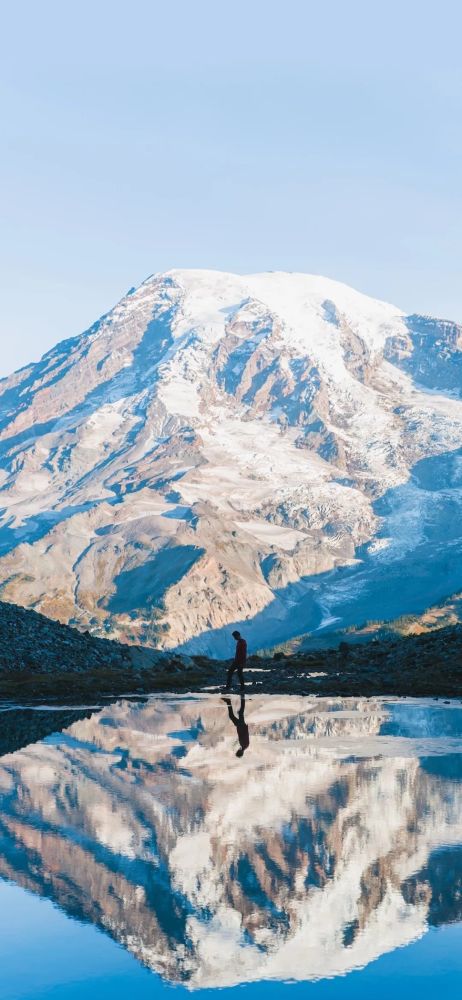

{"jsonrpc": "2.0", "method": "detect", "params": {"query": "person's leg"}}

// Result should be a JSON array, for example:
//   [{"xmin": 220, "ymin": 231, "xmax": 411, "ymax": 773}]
[
  {"xmin": 225, "ymin": 664, "xmax": 235, "ymax": 690},
  {"xmin": 237, "ymin": 664, "xmax": 245, "ymax": 690},
  {"xmin": 227, "ymin": 703, "xmax": 238, "ymax": 726}
]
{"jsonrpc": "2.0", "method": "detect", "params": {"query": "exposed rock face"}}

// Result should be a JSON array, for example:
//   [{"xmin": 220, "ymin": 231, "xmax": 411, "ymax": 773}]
[
  {"xmin": 1, "ymin": 695, "xmax": 462, "ymax": 988},
  {"xmin": 1, "ymin": 270, "xmax": 462, "ymax": 655}
]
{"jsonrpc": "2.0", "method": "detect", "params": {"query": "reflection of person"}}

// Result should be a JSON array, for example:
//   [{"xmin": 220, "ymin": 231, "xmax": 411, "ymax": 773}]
[
  {"xmin": 224, "ymin": 630, "xmax": 247, "ymax": 692},
  {"xmin": 222, "ymin": 694, "xmax": 250, "ymax": 757}
]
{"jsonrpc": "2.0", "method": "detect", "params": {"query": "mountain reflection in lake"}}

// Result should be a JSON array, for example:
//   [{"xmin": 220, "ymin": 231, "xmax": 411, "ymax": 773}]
[{"xmin": 1, "ymin": 694, "xmax": 462, "ymax": 995}]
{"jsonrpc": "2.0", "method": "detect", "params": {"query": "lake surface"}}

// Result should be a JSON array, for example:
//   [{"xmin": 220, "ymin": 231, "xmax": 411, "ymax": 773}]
[{"xmin": 1, "ymin": 694, "xmax": 462, "ymax": 998}]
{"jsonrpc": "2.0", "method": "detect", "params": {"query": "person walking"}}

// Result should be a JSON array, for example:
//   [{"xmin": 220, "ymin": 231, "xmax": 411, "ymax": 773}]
[{"xmin": 224, "ymin": 630, "xmax": 247, "ymax": 692}]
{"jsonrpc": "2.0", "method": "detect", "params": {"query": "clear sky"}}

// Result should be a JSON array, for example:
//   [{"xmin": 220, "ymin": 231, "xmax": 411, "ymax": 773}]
[{"xmin": 1, "ymin": 0, "xmax": 462, "ymax": 376}]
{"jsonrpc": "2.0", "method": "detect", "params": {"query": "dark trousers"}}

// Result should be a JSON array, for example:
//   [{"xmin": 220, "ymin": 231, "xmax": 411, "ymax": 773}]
[{"xmin": 226, "ymin": 662, "xmax": 245, "ymax": 689}]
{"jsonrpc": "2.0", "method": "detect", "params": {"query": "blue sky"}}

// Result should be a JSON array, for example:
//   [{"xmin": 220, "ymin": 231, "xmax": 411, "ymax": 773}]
[{"xmin": 1, "ymin": 0, "xmax": 462, "ymax": 376}]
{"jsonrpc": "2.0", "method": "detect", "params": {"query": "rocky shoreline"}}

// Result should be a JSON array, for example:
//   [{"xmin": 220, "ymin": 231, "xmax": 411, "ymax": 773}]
[{"xmin": 0, "ymin": 599, "xmax": 461, "ymax": 704}]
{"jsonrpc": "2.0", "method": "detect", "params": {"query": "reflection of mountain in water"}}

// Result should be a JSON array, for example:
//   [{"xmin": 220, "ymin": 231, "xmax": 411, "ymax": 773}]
[
  {"xmin": 0, "ymin": 705, "xmax": 96, "ymax": 757},
  {"xmin": 0, "ymin": 695, "xmax": 462, "ymax": 989}
]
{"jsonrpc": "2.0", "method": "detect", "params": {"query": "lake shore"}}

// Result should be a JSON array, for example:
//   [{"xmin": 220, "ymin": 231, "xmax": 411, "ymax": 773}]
[
  {"xmin": 1, "ymin": 598, "xmax": 461, "ymax": 704},
  {"xmin": 1, "ymin": 639, "xmax": 461, "ymax": 704}
]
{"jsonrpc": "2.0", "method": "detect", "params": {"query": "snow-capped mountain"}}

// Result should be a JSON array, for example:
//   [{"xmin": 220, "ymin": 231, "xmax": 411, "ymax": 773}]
[{"xmin": 1, "ymin": 269, "xmax": 462, "ymax": 655}]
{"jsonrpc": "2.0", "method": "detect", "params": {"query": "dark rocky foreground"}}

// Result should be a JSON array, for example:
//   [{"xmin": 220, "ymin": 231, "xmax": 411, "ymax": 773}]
[{"xmin": 0, "ymin": 599, "xmax": 462, "ymax": 703}]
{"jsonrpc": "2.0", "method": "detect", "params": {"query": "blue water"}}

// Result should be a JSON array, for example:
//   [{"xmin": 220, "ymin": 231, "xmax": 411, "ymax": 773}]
[
  {"xmin": 1, "ymin": 881, "xmax": 462, "ymax": 1000},
  {"xmin": 1, "ymin": 695, "xmax": 462, "ymax": 999}
]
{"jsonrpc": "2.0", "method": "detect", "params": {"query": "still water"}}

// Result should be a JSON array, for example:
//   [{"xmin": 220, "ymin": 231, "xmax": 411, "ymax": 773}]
[{"xmin": 1, "ymin": 694, "xmax": 462, "ymax": 999}]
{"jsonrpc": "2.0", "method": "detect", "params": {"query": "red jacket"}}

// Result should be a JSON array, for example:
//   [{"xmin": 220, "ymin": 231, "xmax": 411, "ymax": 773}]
[{"xmin": 234, "ymin": 637, "xmax": 247, "ymax": 666}]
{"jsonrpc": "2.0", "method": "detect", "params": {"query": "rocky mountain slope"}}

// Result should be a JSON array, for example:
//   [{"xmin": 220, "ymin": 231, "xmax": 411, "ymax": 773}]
[
  {"xmin": 1, "ymin": 695, "xmax": 461, "ymax": 987},
  {"xmin": 1, "ymin": 269, "xmax": 462, "ymax": 655},
  {"xmin": 0, "ymin": 598, "xmax": 155, "ymax": 674}
]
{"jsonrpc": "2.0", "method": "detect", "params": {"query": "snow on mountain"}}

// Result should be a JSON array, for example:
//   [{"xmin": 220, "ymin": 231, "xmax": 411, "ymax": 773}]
[{"xmin": 0, "ymin": 269, "xmax": 462, "ymax": 655}]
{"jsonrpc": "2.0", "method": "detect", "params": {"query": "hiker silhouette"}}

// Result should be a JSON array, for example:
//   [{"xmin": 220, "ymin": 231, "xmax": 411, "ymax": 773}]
[
  {"xmin": 225, "ymin": 630, "xmax": 247, "ymax": 691},
  {"xmin": 223, "ymin": 694, "xmax": 250, "ymax": 757}
]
